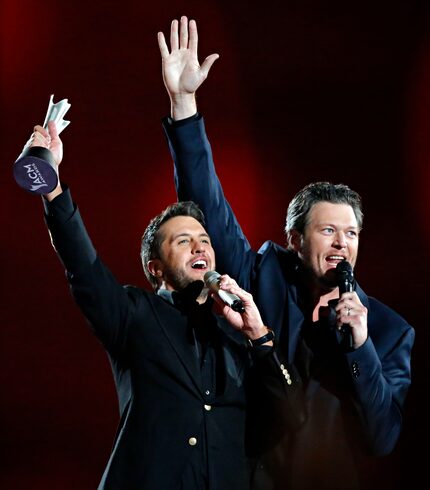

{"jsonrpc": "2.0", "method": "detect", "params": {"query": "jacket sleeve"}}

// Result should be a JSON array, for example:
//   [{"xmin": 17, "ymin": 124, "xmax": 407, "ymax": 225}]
[
  {"xmin": 163, "ymin": 114, "xmax": 257, "ymax": 290},
  {"xmin": 345, "ymin": 309, "xmax": 415, "ymax": 456},
  {"xmin": 246, "ymin": 346, "xmax": 306, "ymax": 456},
  {"xmin": 44, "ymin": 187, "xmax": 138, "ymax": 358}
]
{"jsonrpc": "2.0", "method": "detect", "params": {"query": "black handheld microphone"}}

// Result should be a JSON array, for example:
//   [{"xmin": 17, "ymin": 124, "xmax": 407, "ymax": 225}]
[
  {"xmin": 335, "ymin": 261, "xmax": 354, "ymax": 350},
  {"xmin": 204, "ymin": 271, "xmax": 245, "ymax": 313}
]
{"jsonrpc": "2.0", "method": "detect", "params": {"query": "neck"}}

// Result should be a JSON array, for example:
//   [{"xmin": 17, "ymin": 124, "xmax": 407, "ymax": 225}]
[
  {"xmin": 159, "ymin": 280, "xmax": 208, "ymax": 304},
  {"xmin": 196, "ymin": 288, "xmax": 209, "ymax": 304},
  {"xmin": 298, "ymin": 273, "xmax": 340, "ymax": 322},
  {"xmin": 311, "ymin": 288, "xmax": 339, "ymax": 321}
]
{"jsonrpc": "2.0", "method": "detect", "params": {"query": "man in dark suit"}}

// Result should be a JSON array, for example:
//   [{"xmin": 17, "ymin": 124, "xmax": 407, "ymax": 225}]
[
  {"xmin": 24, "ymin": 121, "xmax": 301, "ymax": 490},
  {"xmin": 158, "ymin": 17, "xmax": 415, "ymax": 490}
]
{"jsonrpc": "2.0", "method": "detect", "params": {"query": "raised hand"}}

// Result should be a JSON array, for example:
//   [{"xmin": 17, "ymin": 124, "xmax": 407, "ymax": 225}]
[
  {"xmin": 28, "ymin": 121, "xmax": 63, "ymax": 166},
  {"xmin": 157, "ymin": 16, "xmax": 219, "ymax": 119},
  {"xmin": 27, "ymin": 121, "xmax": 63, "ymax": 200}
]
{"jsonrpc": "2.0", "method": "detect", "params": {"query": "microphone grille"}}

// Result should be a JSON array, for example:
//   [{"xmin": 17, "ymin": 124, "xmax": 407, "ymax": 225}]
[
  {"xmin": 204, "ymin": 270, "xmax": 220, "ymax": 286},
  {"xmin": 335, "ymin": 260, "xmax": 354, "ymax": 280}
]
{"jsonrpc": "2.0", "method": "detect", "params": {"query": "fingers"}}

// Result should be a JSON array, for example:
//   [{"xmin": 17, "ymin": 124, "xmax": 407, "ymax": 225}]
[
  {"xmin": 170, "ymin": 19, "xmax": 179, "ymax": 51},
  {"xmin": 338, "ymin": 308, "xmax": 354, "ymax": 327},
  {"xmin": 337, "ymin": 305, "xmax": 356, "ymax": 323},
  {"xmin": 34, "ymin": 125, "xmax": 49, "ymax": 137},
  {"xmin": 179, "ymin": 15, "xmax": 189, "ymax": 49},
  {"xmin": 335, "ymin": 293, "xmax": 368, "ymax": 349},
  {"xmin": 336, "ymin": 293, "xmax": 355, "ymax": 322},
  {"xmin": 28, "ymin": 124, "xmax": 50, "ymax": 149},
  {"xmin": 157, "ymin": 31, "xmax": 169, "ymax": 58},
  {"xmin": 189, "ymin": 19, "xmax": 198, "ymax": 56},
  {"xmin": 218, "ymin": 274, "xmax": 253, "ymax": 303},
  {"xmin": 164, "ymin": 16, "xmax": 197, "ymax": 54},
  {"xmin": 335, "ymin": 292, "xmax": 367, "ymax": 325},
  {"xmin": 170, "ymin": 16, "xmax": 190, "ymax": 51},
  {"xmin": 335, "ymin": 292, "xmax": 360, "ymax": 311},
  {"xmin": 47, "ymin": 120, "xmax": 59, "ymax": 140},
  {"xmin": 26, "ymin": 122, "xmax": 62, "ymax": 151},
  {"xmin": 218, "ymin": 274, "xmax": 239, "ymax": 292}
]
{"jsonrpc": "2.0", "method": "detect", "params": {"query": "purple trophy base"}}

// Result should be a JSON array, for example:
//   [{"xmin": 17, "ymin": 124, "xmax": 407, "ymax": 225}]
[{"xmin": 13, "ymin": 147, "xmax": 58, "ymax": 194}]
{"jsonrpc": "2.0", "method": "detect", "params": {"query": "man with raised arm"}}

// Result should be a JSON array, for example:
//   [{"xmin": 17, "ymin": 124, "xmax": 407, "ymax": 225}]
[
  {"xmin": 159, "ymin": 16, "xmax": 414, "ymax": 490},
  {"xmin": 21, "ymin": 121, "xmax": 302, "ymax": 490}
]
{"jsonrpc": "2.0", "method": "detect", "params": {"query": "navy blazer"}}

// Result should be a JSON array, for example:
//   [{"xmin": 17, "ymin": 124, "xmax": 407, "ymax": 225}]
[
  {"xmin": 44, "ymin": 188, "xmax": 266, "ymax": 490},
  {"xmin": 163, "ymin": 114, "xmax": 415, "ymax": 489}
]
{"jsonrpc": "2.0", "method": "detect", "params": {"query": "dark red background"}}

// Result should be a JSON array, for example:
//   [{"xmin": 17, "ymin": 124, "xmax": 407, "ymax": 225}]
[{"xmin": 1, "ymin": 1, "xmax": 428, "ymax": 488}]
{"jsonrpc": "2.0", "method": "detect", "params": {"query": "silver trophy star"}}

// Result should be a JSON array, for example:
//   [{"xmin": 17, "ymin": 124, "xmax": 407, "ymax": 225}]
[{"xmin": 14, "ymin": 94, "xmax": 71, "ymax": 194}]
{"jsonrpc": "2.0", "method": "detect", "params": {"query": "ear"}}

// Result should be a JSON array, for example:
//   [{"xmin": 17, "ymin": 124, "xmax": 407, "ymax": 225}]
[
  {"xmin": 147, "ymin": 258, "xmax": 164, "ymax": 280},
  {"xmin": 288, "ymin": 229, "xmax": 303, "ymax": 253}
]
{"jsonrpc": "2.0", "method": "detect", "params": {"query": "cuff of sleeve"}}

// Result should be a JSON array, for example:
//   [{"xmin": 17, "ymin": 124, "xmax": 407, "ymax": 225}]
[
  {"xmin": 43, "ymin": 184, "xmax": 74, "ymax": 220},
  {"xmin": 345, "ymin": 336, "xmax": 382, "ymax": 382},
  {"xmin": 346, "ymin": 335, "xmax": 374, "ymax": 361},
  {"xmin": 251, "ymin": 344, "xmax": 275, "ymax": 359},
  {"xmin": 162, "ymin": 112, "xmax": 201, "ymax": 128}
]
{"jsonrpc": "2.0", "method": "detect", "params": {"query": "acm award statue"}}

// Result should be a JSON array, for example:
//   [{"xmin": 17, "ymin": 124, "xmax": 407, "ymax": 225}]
[{"xmin": 13, "ymin": 95, "xmax": 71, "ymax": 194}]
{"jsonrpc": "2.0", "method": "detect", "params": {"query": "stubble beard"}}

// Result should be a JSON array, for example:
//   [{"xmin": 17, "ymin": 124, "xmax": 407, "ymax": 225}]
[
  {"xmin": 164, "ymin": 266, "xmax": 210, "ymax": 304},
  {"xmin": 300, "ymin": 259, "xmax": 338, "ymax": 296},
  {"xmin": 163, "ymin": 266, "xmax": 194, "ymax": 291}
]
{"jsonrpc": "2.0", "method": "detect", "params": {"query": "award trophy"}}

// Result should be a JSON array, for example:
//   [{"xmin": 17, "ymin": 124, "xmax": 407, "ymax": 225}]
[{"xmin": 13, "ymin": 95, "xmax": 71, "ymax": 194}]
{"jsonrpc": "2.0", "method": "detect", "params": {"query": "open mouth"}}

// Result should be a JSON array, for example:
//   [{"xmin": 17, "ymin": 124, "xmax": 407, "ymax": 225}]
[
  {"xmin": 325, "ymin": 255, "xmax": 346, "ymax": 266},
  {"xmin": 191, "ymin": 259, "xmax": 208, "ymax": 270}
]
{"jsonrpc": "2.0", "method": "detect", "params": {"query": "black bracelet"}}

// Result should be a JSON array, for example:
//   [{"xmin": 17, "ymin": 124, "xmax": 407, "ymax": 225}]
[{"xmin": 248, "ymin": 328, "xmax": 275, "ymax": 347}]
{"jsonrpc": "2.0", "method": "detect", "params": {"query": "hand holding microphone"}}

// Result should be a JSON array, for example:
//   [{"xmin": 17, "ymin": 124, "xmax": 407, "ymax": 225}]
[
  {"xmin": 335, "ymin": 261, "xmax": 368, "ymax": 350},
  {"xmin": 335, "ymin": 261, "xmax": 354, "ymax": 350},
  {"xmin": 204, "ymin": 271, "xmax": 273, "ymax": 345},
  {"xmin": 204, "ymin": 270, "xmax": 245, "ymax": 312}
]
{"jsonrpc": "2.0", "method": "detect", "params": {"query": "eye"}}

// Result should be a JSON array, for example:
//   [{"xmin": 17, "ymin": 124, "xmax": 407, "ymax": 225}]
[
  {"xmin": 201, "ymin": 238, "xmax": 210, "ymax": 244},
  {"xmin": 322, "ymin": 227, "xmax": 334, "ymax": 234},
  {"xmin": 178, "ymin": 238, "xmax": 190, "ymax": 245},
  {"xmin": 346, "ymin": 230, "xmax": 358, "ymax": 238}
]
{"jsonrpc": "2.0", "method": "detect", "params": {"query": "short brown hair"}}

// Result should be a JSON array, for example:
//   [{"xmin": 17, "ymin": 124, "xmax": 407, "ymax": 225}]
[{"xmin": 140, "ymin": 201, "xmax": 206, "ymax": 289}]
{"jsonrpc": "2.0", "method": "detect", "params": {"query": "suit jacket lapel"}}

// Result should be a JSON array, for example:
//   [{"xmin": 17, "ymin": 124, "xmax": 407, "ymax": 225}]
[
  {"xmin": 254, "ymin": 247, "xmax": 306, "ymax": 363},
  {"xmin": 215, "ymin": 317, "xmax": 247, "ymax": 389},
  {"xmin": 148, "ymin": 294, "xmax": 247, "ymax": 398},
  {"xmin": 286, "ymin": 281, "xmax": 305, "ymax": 363},
  {"xmin": 254, "ymin": 251, "xmax": 287, "ymax": 339},
  {"xmin": 147, "ymin": 294, "xmax": 203, "ymax": 396}
]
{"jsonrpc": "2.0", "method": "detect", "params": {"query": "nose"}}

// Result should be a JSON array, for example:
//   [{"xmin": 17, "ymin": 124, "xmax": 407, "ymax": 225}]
[
  {"xmin": 333, "ymin": 231, "xmax": 347, "ymax": 249},
  {"xmin": 191, "ymin": 240, "xmax": 206, "ymax": 254}
]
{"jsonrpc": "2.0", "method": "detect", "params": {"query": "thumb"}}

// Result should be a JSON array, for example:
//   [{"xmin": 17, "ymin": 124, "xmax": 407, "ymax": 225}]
[{"xmin": 200, "ymin": 53, "xmax": 220, "ymax": 79}]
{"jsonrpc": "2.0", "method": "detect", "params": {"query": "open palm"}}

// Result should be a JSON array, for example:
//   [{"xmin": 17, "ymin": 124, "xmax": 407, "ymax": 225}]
[{"xmin": 158, "ymin": 17, "xmax": 219, "ymax": 97}]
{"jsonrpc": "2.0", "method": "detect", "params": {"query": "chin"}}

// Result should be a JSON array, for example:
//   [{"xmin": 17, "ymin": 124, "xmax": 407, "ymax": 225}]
[
  {"xmin": 319, "ymin": 270, "xmax": 338, "ymax": 289},
  {"xmin": 190, "ymin": 271, "xmax": 206, "ymax": 282}
]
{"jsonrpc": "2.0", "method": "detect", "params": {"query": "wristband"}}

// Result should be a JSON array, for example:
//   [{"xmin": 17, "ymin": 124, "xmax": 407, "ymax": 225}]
[{"xmin": 248, "ymin": 328, "xmax": 275, "ymax": 347}]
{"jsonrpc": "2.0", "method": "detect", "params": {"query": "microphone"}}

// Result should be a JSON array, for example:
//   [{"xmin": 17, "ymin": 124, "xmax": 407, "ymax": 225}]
[
  {"xmin": 204, "ymin": 271, "xmax": 245, "ymax": 313},
  {"xmin": 335, "ymin": 261, "xmax": 354, "ymax": 350}
]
